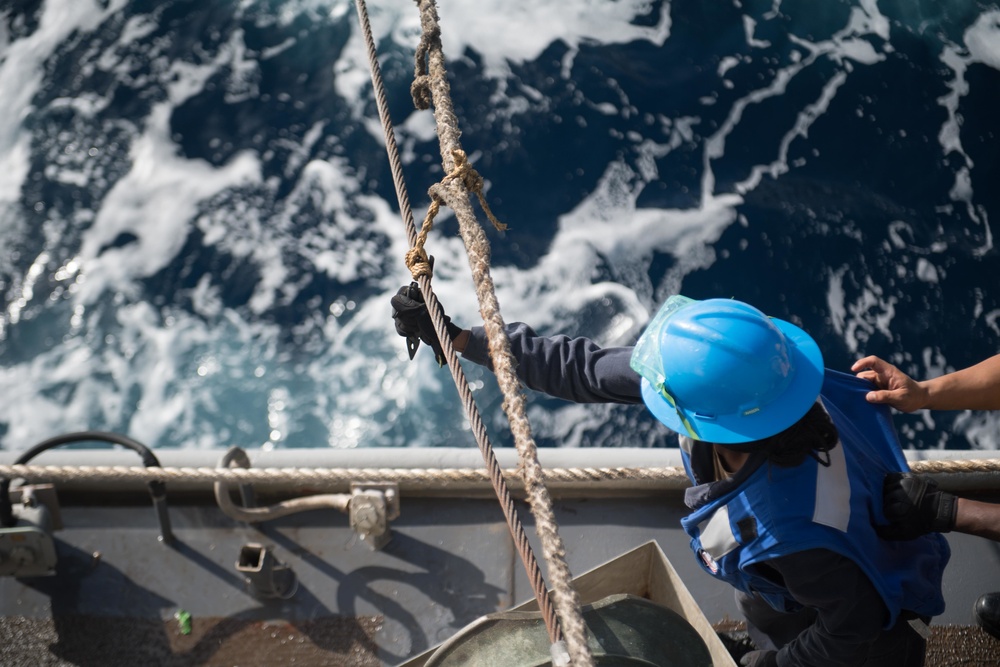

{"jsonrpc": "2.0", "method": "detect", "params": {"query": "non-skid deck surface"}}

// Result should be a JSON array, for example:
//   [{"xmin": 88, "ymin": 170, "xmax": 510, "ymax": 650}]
[
  {"xmin": 715, "ymin": 621, "xmax": 1000, "ymax": 667},
  {"xmin": 1, "ymin": 616, "xmax": 997, "ymax": 666},
  {"xmin": 0, "ymin": 615, "xmax": 382, "ymax": 666}
]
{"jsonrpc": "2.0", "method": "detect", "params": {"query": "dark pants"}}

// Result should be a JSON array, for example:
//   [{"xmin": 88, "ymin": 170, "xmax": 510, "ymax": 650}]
[{"xmin": 736, "ymin": 591, "xmax": 927, "ymax": 667}]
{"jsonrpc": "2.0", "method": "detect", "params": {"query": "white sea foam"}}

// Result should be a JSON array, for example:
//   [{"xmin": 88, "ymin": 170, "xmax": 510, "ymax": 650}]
[
  {"xmin": 0, "ymin": 0, "xmax": 127, "ymax": 203},
  {"xmin": 0, "ymin": 0, "xmax": 996, "ymax": 451},
  {"xmin": 936, "ymin": 9, "xmax": 998, "ymax": 256},
  {"xmin": 77, "ymin": 102, "xmax": 261, "ymax": 305}
]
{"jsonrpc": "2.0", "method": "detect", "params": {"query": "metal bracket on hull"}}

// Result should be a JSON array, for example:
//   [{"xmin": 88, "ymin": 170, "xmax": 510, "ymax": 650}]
[
  {"xmin": 0, "ymin": 484, "xmax": 59, "ymax": 578},
  {"xmin": 349, "ymin": 482, "xmax": 400, "ymax": 550}
]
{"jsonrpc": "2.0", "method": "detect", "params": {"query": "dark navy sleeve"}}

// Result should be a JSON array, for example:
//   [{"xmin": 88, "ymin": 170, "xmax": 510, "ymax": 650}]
[
  {"xmin": 461, "ymin": 323, "xmax": 642, "ymax": 404},
  {"xmin": 768, "ymin": 549, "xmax": 891, "ymax": 667}
]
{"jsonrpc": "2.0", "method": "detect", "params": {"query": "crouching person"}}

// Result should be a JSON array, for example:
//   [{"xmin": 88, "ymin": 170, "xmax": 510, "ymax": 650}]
[{"xmin": 392, "ymin": 289, "xmax": 950, "ymax": 666}]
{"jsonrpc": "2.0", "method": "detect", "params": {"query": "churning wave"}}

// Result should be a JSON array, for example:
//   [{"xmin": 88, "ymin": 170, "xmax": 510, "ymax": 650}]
[{"xmin": 0, "ymin": 0, "xmax": 998, "ymax": 453}]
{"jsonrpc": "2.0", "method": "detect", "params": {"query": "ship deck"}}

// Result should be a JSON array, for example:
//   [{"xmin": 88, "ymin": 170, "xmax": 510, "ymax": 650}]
[{"xmin": 1, "ymin": 448, "xmax": 998, "ymax": 665}]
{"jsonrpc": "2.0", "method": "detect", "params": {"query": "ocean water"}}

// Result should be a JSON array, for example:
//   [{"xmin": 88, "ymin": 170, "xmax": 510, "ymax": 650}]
[{"xmin": 0, "ymin": 0, "xmax": 998, "ymax": 454}]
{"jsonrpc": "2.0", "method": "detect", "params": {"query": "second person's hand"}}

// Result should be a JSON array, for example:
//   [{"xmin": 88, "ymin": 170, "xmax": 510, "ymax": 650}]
[{"xmin": 851, "ymin": 355, "xmax": 929, "ymax": 413}]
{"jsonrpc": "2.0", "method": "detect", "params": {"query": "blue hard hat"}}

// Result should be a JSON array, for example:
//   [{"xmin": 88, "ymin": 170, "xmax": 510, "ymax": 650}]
[{"xmin": 631, "ymin": 297, "xmax": 824, "ymax": 444}]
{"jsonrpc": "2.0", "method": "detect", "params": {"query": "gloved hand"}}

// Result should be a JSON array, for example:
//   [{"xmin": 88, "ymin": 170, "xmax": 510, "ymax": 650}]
[
  {"xmin": 740, "ymin": 649, "xmax": 778, "ymax": 667},
  {"xmin": 391, "ymin": 282, "xmax": 463, "ymax": 366},
  {"xmin": 877, "ymin": 472, "xmax": 958, "ymax": 540}
]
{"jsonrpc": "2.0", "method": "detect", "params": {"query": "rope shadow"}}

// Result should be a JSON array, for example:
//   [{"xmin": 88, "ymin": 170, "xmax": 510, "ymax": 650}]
[{"xmin": 259, "ymin": 524, "xmax": 504, "ymax": 664}]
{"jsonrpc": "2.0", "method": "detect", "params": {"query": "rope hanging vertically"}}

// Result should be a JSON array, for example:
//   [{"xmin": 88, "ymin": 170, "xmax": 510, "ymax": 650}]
[
  {"xmin": 351, "ymin": 0, "xmax": 590, "ymax": 662},
  {"xmin": 407, "ymin": 1, "xmax": 595, "ymax": 664}
]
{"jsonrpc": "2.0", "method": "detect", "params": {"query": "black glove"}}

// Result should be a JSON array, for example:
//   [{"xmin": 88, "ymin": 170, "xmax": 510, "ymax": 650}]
[
  {"xmin": 740, "ymin": 649, "xmax": 778, "ymax": 667},
  {"xmin": 390, "ymin": 282, "xmax": 462, "ymax": 366},
  {"xmin": 877, "ymin": 472, "xmax": 958, "ymax": 540}
]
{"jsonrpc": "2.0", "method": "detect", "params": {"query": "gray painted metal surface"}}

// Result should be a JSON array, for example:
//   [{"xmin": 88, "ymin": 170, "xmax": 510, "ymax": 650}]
[{"xmin": 1, "ymin": 448, "xmax": 999, "ymax": 665}]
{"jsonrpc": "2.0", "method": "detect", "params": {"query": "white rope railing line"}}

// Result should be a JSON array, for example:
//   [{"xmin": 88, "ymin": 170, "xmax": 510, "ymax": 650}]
[
  {"xmin": 3, "ymin": 458, "xmax": 997, "ymax": 485},
  {"xmin": 0, "ymin": 463, "xmax": 694, "ymax": 485}
]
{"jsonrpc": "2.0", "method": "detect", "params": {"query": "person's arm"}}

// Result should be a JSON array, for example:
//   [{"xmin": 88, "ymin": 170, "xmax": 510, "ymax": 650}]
[
  {"xmin": 766, "ymin": 550, "xmax": 891, "ymax": 667},
  {"xmin": 954, "ymin": 497, "xmax": 1000, "ymax": 541},
  {"xmin": 460, "ymin": 323, "xmax": 643, "ymax": 404},
  {"xmin": 920, "ymin": 354, "xmax": 1000, "ymax": 410},
  {"xmin": 389, "ymin": 285, "xmax": 642, "ymax": 404},
  {"xmin": 852, "ymin": 354, "xmax": 1000, "ymax": 543},
  {"xmin": 851, "ymin": 354, "xmax": 1000, "ymax": 412},
  {"xmin": 877, "ymin": 464, "xmax": 1000, "ymax": 542}
]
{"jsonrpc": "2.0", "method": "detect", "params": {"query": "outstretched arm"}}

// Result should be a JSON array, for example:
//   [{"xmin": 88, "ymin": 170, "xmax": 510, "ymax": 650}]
[
  {"xmin": 851, "ymin": 354, "xmax": 1000, "ymax": 412},
  {"xmin": 388, "ymin": 285, "xmax": 641, "ymax": 404},
  {"xmin": 461, "ymin": 323, "xmax": 643, "ymax": 404}
]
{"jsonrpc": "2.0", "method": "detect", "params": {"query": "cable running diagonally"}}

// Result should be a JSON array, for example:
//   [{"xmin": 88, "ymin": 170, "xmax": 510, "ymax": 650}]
[{"xmin": 352, "ymin": 0, "xmax": 586, "ymax": 660}]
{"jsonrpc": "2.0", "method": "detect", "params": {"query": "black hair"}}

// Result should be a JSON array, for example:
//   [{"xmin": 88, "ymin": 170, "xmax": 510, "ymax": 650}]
[{"xmin": 719, "ymin": 402, "xmax": 839, "ymax": 468}]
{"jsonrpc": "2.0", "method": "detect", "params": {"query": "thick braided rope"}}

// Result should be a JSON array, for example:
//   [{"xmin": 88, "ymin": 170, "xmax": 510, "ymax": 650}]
[
  {"xmin": 353, "ymin": 0, "xmax": 566, "ymax": 650},
  {"xmin": 3, "ymin": 458, "xmax": 999, "ymax": 486},
  {"xmin": 908, "ymin": 458, "xmax": 1000, "ymax": 474},
  {"xmin": 411, "ymin": 1, "xmax": 593, "ymax": 664},
  {"xmin": 0, "ymin": 464, "xmax": 698, "ymax": 486}
]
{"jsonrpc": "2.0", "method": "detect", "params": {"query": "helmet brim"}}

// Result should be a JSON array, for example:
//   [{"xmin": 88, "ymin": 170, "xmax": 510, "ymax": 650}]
[{"xmin": 640, "ymin": 317, "xmax": 825, "ymax": 444}]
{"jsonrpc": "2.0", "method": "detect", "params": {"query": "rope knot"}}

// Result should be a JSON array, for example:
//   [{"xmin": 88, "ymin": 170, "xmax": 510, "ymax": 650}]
[
  {"xmin": 406, "ymin": 150, "xmax": 508, "ymax": 282},
  {"xmin": 405, "ymin": 245, "xmax": 434, "ymax": 279},
  {"xmin": 441, "ymin": 149, "xmax": 507, "ymax": 232}
]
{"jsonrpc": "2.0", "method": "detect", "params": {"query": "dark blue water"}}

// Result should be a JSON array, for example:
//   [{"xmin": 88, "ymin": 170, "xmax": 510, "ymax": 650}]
[{"xmin": 0, "ymin": 0, "xmax": 997, "ymax": 453}]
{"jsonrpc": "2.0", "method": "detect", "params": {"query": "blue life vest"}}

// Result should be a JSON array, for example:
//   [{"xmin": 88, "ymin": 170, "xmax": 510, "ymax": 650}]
[{"xmin": 679, "ymin": 369, "xmax": 950, "ymax": 625}]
